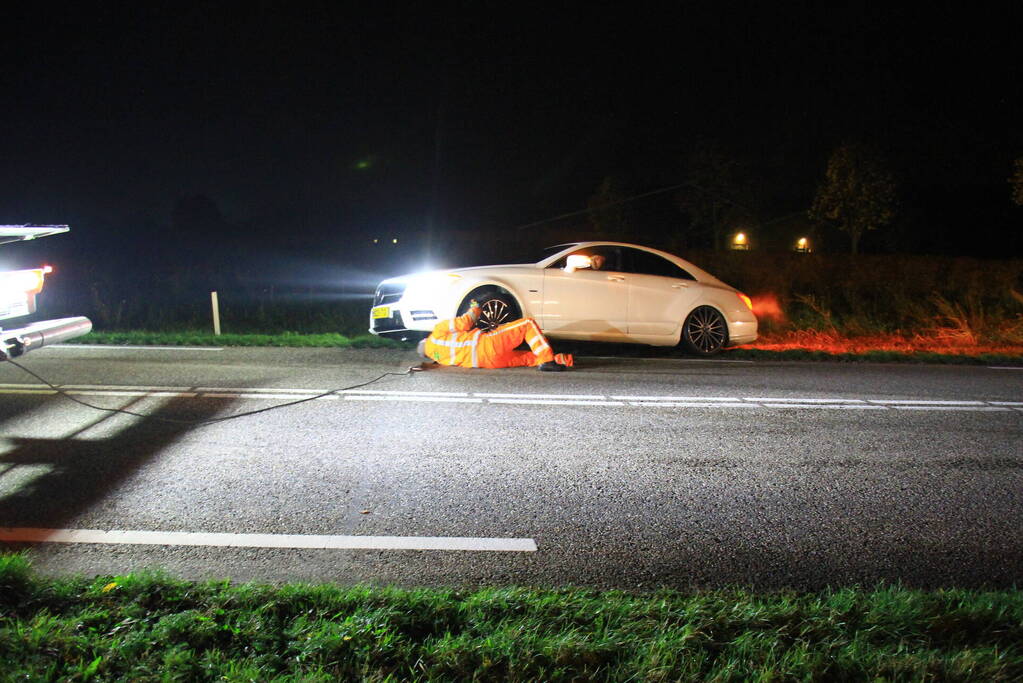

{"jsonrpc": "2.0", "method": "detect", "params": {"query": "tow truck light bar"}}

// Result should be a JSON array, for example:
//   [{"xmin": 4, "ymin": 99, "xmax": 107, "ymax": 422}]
[{"xmin": 0, "ymin": 224, "xmax": 70, "ymax": 246}]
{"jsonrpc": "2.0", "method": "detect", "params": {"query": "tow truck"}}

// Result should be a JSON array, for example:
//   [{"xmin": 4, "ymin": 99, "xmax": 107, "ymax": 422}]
[{"xmin": 0, "ymin": 225, "xmax": 92, "ymax": 360}]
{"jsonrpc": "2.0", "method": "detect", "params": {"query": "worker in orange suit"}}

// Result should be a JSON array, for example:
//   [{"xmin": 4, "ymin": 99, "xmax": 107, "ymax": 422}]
[{"xmin": 418, "ymin": 300, "xmax": 573, "ymax": 371}]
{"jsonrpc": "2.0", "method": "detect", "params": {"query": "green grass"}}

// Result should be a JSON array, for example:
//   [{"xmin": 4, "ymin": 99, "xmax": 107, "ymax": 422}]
[
  {"xmin": 2, "ymin": 553, "xmax": 1022, "ymax": 681},
  {"xmin": 66, "ymin": 330, "xmax": 407, "ymax": 349}
]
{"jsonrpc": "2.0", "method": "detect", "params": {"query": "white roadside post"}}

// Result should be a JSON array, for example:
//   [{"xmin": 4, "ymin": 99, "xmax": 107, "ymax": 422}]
[{"xmin": 211, "ymin": 291, "xmax": 221, "ymax": 336}]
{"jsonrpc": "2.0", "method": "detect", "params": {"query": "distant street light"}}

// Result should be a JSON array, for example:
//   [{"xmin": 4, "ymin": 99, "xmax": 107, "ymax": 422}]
[
  {"xmin": 795, "ymin": 237, "xmax": 811, "ymax": 253},
  {"xmin": 731, "ymin": 232, "xmax": 749, "ymax": 250}
]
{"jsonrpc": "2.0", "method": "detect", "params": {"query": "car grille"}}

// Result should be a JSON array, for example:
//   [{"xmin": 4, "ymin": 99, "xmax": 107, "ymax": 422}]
[{"xmin": 373, "ymin": 283, "xmax": 405, "ymax": 307}]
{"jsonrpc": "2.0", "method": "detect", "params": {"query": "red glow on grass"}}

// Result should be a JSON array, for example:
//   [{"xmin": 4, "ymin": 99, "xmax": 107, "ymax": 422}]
[
  {"xmin": 751, "ymin": 293, "xmax": 786, "ymax": 324},
  {"xmin": 743, "ymin": 331, "xmax": 1023, "ymax": 356}
]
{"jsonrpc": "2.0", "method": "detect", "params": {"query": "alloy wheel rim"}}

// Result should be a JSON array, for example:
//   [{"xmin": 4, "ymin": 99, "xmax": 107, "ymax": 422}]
[
  {"xmin": 480, "ymin": 299, "xmax": 510, "ymax": 330},
  {"xmin": 688, "ymin": 308, "xmax": 726, "ymax": 352}
]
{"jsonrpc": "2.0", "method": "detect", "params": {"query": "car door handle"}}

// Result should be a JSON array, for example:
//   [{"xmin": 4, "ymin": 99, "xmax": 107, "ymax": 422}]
[{"xmin": 607, "ymin": 275, "xmax": 625, "ymax": 282}]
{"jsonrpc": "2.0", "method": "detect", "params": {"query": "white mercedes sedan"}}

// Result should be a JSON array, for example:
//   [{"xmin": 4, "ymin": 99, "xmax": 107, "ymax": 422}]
[{"xmin": 368, "ymin": 241, "xmax": 757, "ymax": 355}]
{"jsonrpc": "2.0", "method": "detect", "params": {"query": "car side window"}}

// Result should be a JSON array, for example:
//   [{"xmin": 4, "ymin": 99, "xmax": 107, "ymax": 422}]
[
  {"xmin": 549, "ymin": 246, "xmax": 622, "ymax": 271},
  {"xmin": 622, "ymin": 248, "xmax": 696, "ymax": 280}
]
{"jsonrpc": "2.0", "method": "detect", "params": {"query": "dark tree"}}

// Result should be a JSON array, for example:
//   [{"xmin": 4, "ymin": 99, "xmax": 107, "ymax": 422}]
[
  {"xmin": 675, "ymin": 141, "xmax": 759, "ymax": 250},
  {"xmin": 1011, "ymin": 158, "xmax": 1023, "ymax": 206},
  {"xmin": 809, "ymin": 142, "xmax": 897, "ymax": 254},
  {"xmin": 586, "ymin": 177, "xmax": 629, "ymax": 239}
]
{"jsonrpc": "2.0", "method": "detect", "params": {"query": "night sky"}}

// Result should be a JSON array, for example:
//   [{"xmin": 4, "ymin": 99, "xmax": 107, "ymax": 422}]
[{"xmin": 2, "ymin": 2, "xmax": 1021, "ymax": 278}]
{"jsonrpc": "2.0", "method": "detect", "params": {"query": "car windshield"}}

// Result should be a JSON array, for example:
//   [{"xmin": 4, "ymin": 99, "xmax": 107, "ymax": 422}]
[{"xmin": 534, "ymin": 243, "xmax": 577, "ymax": 262}]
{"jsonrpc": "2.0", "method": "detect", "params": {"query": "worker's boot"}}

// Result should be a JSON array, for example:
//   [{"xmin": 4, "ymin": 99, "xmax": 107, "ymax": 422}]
[{"xmin": 537, "ymin": 361, "xmax": 564, "ymax": 372}]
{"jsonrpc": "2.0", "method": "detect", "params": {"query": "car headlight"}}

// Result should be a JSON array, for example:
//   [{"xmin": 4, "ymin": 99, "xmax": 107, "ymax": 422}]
[{"xmin": 411, "ymin": 272, "xmax": 462, "ymax": 295}]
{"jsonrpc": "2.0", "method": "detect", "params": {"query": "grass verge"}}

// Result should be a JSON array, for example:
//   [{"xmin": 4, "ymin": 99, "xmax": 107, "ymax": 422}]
[
  {"xmin": 66, "ymin": 330, "xmax": 406, "ymax": 349},
  {"xmin": 2, "ymin": 553, "xmax": 1022, "ymax": 681}
]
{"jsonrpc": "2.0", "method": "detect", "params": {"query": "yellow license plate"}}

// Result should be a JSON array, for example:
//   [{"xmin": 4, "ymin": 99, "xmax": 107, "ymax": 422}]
[{"xmin": 371, "ymin": 306, "xmax": 391, "ymax": 319}]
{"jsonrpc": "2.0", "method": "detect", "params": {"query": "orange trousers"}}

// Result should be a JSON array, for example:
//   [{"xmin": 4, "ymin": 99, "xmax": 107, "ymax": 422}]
[{"xmin": 477, "ymin": 318, "xmax": 554, "ymax": 368}]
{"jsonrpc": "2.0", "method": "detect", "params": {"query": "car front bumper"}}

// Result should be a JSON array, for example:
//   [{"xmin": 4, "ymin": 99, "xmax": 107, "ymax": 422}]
[{"xmin": 369, "ymin": 303, "xmax": 436, "ymax": 340}]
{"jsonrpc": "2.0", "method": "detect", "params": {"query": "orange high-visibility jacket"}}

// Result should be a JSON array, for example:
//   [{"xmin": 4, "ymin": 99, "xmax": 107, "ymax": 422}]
[{"xmin": 424, "ymin": 304, "xmax": 556, "ymax": 368}]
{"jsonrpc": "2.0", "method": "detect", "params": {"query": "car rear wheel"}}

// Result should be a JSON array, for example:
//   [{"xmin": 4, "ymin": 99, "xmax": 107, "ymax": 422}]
[
  {"xmin": 681, "ymin": 306, "xmax": 728, "ymax": 355},
  {"xmin": 462, "ymin": 292, "xmax": 520, "ymax": 332}
]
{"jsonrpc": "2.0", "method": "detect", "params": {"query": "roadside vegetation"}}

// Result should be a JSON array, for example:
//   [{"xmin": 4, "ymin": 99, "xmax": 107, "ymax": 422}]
[
  {"xmin": 686, "ymin": 251, "xmax": 1023, "ymax": 346},
  {"xmin": 45, "ymin": 251, "xmax": 1023, "ymax": 362},
  {"xmin": 2, "ymin": 554, "xmax": 1021, "ymax": 681},
  {"xmin": 70, "ymin": 330, "xmax": 404, "ymax": 349}
]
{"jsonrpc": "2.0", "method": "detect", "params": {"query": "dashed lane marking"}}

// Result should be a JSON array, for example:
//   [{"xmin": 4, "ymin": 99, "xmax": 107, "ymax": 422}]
[
  {"xmin": 489, "ymin": 398, "xmax": 625, "ymax": 406},
  {"xmin": 610, "ymin": 395, "xmax": 742, "ymax": 401},
  {"xmin": 584, "ymin": 356, "xmax": 754, "ymax": 363},
  {"xmin": 760, "ymin": 404, "xmax": 888, "ymax": 410},
  {"xmin": 344, "ymin": 395, "xmax": 483, "ymax": 404},
  {"xmin": 0, "ymin": 384, "xmax": 1019, "ymax": 413},
  {"xmin": 0, "ymin": 528, "xmax": 537, "ymax": 552}
]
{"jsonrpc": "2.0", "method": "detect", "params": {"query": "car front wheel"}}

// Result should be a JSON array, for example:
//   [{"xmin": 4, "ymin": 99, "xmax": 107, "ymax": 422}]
[
  {"xmin": 460, "ymin": 292, "xmax": 521, "ymax": 332},
  {"xmin": 681, "ymin": 306, "xmax": 728, "ymax": 355}
]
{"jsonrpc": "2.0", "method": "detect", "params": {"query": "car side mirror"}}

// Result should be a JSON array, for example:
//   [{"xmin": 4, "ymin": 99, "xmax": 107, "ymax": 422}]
[{"xmin": 564, "ymin": 254, "xmax": 591, "ymax": 274}]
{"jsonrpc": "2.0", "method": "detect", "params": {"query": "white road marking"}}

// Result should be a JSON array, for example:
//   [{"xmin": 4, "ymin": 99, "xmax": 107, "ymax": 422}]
[
  {"xmin": 65, "ymin": 390, "xmax": 198, "ymax": 398},
  {"xmin": 0, "ymin": 383, "xmax": 1018, "ymax": 414},
  {"xmin": 489, "ymin": 399, "xmax": 625, "ymax": 406},
  {"xmin": 342, "ymin": 389, "xmax": 470, "ymax": 397},
  {"xmin": 891, "ymin": 406, "xmax": 1013, "ymax": 412},
  {"xmin": 203, "ymin": 392, "xmax": 330, "ymax": 400},
  {"xmin": 195, "ymin": 387, "xmax": 324, "ymax": 394},
  {"xmin": 344, "ymin": 395, "xmax": 483, "ymax": 404},
  {"xmin": 631, "ymin": 401, "xmax": 754, "ymax": 408},
  {"xmin": 745, "ymin": 397, "xmax": 865, "ymax": 403},
  {"xmin": 761, "ymin": 403, "xmax": 887, "ymax": 410},
  {"xmin": 612, "ymin": 395, "xmax": 742, "ymax": 402},
  {"xmin": 871, "ymin": 399, "xmax": 986, "ymax": 405},
  {"xmin": 50, "ymin": 345, "xmax": 223, "ymax": 351},
  {"xmin": 477, "ymin": 392, "xmax": 606, "ymax": 400},
  {"xmin": 0, "ymin": 388, "xmax": 57, "ymax": 395},
  {"xmin": 989, "ymin": 366, "xmax": 1023, "ymax": 370},
  {"xmin": 0, "ymin": 527, "xmax": 537, "ymax": 552},
  {"xmin": 584, "ymin": 356, "xmax": 754, "ymax": 363},
  {"xmin": 63, "ymin": 384, "xmax": 195, "ymax": 391}
]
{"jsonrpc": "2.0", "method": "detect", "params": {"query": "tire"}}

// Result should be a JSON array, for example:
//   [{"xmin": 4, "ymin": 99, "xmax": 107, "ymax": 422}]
[
  {"xmin": 681, "ymin": 306, "xmax": 728, "ymax": 355},
  {"xmin": 461, "ymin": 292, "xmax": 521, "ymax": 332}
]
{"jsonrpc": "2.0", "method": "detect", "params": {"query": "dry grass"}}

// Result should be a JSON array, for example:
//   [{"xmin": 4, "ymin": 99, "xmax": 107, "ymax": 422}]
[{"xmin": 747, "ymin": 330, "xmax": 1023, "ymax": 357}]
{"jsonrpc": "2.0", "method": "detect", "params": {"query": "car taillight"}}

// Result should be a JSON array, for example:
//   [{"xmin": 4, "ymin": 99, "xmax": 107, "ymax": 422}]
[
  {"xmin": 1, "ymin": 267, "xmax": 49, "ymax": 297},
  {"xmin": 737, "ymin": 292, "xmax": 753, "ymax": 311}
]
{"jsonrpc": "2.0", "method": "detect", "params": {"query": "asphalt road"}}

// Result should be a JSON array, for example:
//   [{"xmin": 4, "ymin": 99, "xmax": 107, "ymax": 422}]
[{"xmin": 0, "ymin": 345, "xmax": 1020, "ymax": 590}]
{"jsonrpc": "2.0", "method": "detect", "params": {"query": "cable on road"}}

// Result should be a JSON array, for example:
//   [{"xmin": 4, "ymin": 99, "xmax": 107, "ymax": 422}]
[{"xmin": 4, "ymin": 358, "xmax": 416, "ymax": 426}]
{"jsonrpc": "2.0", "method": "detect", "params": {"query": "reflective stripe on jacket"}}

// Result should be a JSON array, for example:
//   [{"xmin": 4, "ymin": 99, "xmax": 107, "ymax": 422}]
[
  {"xmin": 423, "ymin": 305, "xmax": 483, "ymax": 367},
  {"xmin": 424, "ymin": 306, "xmax": 557, "ymax": 369}
]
